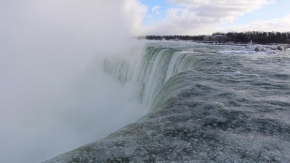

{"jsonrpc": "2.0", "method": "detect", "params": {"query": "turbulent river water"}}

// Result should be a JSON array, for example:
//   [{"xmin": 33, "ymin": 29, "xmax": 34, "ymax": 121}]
[{"xmin": 45, "ymin": 41, "xmax": 290, "ymax": 162}]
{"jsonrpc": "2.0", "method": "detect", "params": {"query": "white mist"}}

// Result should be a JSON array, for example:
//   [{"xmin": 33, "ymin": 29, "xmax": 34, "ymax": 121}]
[{"xmin": 0, "ymin": 0, "xmax": 147, "ymax": 162}]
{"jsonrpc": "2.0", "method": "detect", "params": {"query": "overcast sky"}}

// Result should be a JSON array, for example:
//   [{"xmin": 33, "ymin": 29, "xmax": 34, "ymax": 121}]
[{"xmin": 133, "ymin": 0, "xmax": 290, "ymax": 35}]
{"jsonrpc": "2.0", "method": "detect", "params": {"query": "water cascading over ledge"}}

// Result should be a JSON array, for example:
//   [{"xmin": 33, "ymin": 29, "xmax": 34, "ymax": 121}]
[
  {"xmin": 102, "ymin": 47, "xmax": 205, "ymax": 106},
  {"xmin": 45, "ymin": 44, "xmax": 290, "ymax": 163}
]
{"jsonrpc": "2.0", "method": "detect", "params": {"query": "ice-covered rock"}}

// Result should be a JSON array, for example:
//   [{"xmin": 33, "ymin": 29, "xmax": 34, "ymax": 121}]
[
  {"xmin": 255, "ymin": 46, "xmax": 263, "ymax": 51},
  {"xmin": 277, "ymin": 45, "xmax": 284, "ymax": 51}
]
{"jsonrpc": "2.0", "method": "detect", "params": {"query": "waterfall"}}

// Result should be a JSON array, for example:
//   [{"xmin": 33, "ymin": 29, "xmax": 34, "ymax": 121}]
[
  {"xmin": 43, "ymin": 42, "xmax": 290, "ymax": 163},
  {"xmin": 103, "ymin": 46, "xmax": 203, "ymax": 106}
]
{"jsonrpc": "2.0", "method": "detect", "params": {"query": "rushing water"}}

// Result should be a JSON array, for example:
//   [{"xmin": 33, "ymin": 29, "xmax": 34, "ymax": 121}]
[
  {"xmin": 103, "ymin": 41, "xmax": 290, "ymax": 112},
  {"xmin": 46, "ymin": 41, "xmax": 290, "ymax": 162}
]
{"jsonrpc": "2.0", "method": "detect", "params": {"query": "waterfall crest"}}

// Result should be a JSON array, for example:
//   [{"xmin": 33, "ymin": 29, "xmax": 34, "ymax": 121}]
[{"xmin": 103, "ymin": 47, "xmax": 204, "ymax": 106}]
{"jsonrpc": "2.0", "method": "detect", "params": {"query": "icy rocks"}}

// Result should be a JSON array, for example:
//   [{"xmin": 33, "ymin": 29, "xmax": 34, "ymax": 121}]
[
  {"xmin": 253, "ymin": 45, "xmax": 287, "ymax": 53},
  {"xmin": 277, "ymin": 45, "xmax": 284, "ymax": 51},
  {"xmin": 255, "ymin": 46, "xmax": 264, "ymax": 51}
]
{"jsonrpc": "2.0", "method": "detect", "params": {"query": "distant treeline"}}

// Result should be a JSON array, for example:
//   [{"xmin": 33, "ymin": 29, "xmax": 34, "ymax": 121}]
[
  {"xmin": 225, "ymin": 31, "xmax": 290, "ymax": 44},
  {"xmin": 138, "ymin": 31, "xmax": 290, "ymax": 44},
  {"xmin": 138, "ymin": 35, "xmax": 205, "ymax": 41}
]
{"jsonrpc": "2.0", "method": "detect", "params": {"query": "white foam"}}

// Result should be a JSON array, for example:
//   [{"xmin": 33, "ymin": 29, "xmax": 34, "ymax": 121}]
[
  {"xmin": 217, "ymin": 50, "xmax": 257, "ymax": 55},
  {"xmin": 286, "ymin": 48, "xmax": 290, "ymax": 55}
]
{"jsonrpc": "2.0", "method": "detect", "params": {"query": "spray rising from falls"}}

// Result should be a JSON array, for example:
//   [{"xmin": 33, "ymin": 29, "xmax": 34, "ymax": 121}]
[{"xmin": 0, "ymin": 1, "xmax": 147, "ymax": 163}]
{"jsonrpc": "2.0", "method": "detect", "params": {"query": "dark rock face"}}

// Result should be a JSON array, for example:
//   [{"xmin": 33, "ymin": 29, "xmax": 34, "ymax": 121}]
[
  {"xmin": 45, "ymin": 52, "xmax": 290, "ymax": 163},
  {"xmin": 277, "ymin": 46, "xmax": 284, "ymax": 51}
]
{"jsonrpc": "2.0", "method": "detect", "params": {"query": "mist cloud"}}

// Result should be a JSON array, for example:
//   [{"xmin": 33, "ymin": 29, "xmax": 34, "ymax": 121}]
[{"xmin": 0, "ymin": 0, "xmax": 146, "ymax": 162}]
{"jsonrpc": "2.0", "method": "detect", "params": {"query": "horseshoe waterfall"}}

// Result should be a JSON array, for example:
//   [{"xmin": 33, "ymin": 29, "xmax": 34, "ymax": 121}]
[{"xmin": 44, "ymin": 41, "xmax": 290, "ymax": 163}]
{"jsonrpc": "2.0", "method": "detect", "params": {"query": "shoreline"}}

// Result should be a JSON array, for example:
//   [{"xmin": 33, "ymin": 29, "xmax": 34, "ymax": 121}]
[{"xmin": 140, "ymin": 39, "xmax": 290, "ymax": 52}]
